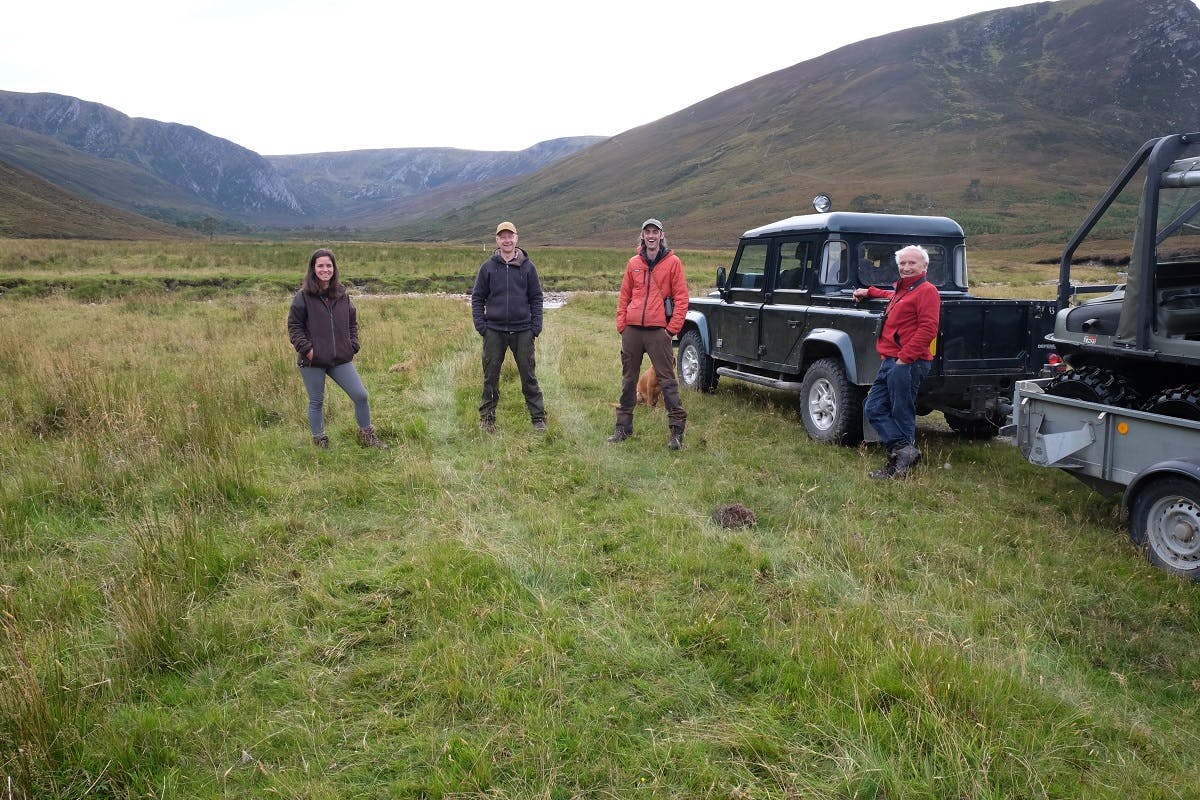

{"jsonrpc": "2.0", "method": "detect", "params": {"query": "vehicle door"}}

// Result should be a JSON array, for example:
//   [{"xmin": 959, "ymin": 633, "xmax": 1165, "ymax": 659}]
[
  {"xmin": 709, "ymin": 239, "xmax": 770, "ymax": 364},
  {"xmin": 759, "ymin": 238, "xmax": 817, "ymax": 371}
]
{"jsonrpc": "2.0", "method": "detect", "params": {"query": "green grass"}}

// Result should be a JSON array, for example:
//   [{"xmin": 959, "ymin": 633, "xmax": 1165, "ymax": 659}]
[
  {"xmin": 1, "ymin": 244, "xmax": 1198, "ymax": 798},
  {"xmin": 0, "ymin": 239, "xmax": 734, "ymax": 300}
]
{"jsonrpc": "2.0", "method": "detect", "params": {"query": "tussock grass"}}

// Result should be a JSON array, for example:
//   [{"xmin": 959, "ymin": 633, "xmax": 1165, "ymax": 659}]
[{"xmin": 1, "ymin": 244, "xmax": 1198, "ymax": 798}]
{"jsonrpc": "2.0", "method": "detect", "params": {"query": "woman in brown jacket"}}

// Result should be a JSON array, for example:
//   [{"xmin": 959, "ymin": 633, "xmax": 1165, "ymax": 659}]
[{"xmin": 287, "ymin": 248, "xmax": 386, "ymax": 448}]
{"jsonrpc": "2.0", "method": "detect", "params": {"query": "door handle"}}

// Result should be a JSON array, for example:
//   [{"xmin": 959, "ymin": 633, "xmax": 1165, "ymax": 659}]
[
  {"xmin": 744, "ymin": 315, "xmax": 758, "ymax": 322},
  {"xmin": 787, "ymin": 319, "xmax": 801, "ymax": 328}
]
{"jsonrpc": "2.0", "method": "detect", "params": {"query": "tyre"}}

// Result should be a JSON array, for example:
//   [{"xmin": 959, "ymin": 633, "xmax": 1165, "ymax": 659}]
[
  {"xmin": 799, "ymin": 357, "xmax": 864, "ymax": 445},
  {"xmin": 677, "ymin": 329, "xmax": 718, "ymax": 392},
  {"xmin": 1045, "ymin": 365, "xmax": 1141, "ymax": 407},
  {"xmin": 1143, "ymin": 383, "xmax": 1200, "ymax": 421},
  {"xmin": 944, "ymin": 411, "xmax": 1002, "ymax": 440},
  {"xmin": 1129, "ymin": 476, "xmax": 1200, "ymax": 581}
]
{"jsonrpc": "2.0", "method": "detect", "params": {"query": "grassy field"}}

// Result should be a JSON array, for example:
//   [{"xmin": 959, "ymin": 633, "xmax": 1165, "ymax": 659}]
[{"xmin": 2, "ymin": 240, "xmax": 1196, "ymax": 799}]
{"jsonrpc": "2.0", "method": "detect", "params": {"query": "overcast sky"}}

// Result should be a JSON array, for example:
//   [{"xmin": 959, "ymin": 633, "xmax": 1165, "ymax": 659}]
[{"xmin": 0, "ymin": 0, "xmax": 1143, "ymax": 156}]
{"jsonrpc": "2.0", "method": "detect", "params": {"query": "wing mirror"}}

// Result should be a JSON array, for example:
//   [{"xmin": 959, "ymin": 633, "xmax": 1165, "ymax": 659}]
[{"xmin": 716, "ymin": 266, "xmax": 731, "ymax": 301}]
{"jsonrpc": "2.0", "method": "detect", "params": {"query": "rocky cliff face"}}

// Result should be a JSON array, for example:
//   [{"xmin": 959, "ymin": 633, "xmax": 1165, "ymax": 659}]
[
  {"xmin": 0, "ymin": 89, "xmax": 601, "ymax": 226},
  {"xmin": 0, "ymin": 91, "xmax": 304, "ymax": 218},
  {"xmin": 265, "ymin": 136, "xmax": 604, "ymax": 219}
]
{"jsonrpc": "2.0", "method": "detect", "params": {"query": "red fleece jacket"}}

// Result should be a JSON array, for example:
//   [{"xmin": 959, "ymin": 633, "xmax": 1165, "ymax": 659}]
[{"xmin": 864, "ymin": 274, "xmax": 941, "ymax": 363}]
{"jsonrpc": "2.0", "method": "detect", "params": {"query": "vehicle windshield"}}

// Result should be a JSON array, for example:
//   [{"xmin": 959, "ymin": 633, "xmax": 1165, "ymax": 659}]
[{"xmin": 1156, "ymin": 156, "xmax": 1200, "ymax": 262}]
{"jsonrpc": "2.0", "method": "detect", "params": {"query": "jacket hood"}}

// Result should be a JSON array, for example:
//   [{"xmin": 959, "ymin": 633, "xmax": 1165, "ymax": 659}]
[
  {"xmin": 492, "ymin": 246, "xmax": 528, "ymax": 265},
  {"xmin": 639, "ymin": 246, "xmax": 672, "ymax": 267}
]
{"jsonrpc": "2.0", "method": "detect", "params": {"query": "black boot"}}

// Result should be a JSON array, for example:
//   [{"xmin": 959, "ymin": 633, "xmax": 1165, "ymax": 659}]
[
  {"xmin": 606, "ymin": 425, "xmax": 632, "ymax": 443},
  {"xmin": 668, "ymin": 426, "xmax": 684, "ymax": 451},
  {"xmin": 890, "ymin": 444, "xmax": 922, "ymax": 477},
  {"xmin": 869, "ymin": 448, "xmax": 899, "ymax": 479}
]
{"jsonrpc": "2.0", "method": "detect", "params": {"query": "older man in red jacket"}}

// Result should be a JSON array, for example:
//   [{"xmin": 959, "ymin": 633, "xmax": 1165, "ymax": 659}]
[
  {"xmin": 608, "ymin": 218, "xmax": 691, "ymax": 450},
  {"xmin": 853, "ymin": 244, "xmax": 941, "ymax": 478}
]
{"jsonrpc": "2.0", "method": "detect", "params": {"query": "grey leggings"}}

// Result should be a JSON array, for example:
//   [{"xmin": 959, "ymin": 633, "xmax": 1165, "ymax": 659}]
[{"xmin": 299, "ymin": 362, "xmax": 372, "ymax": 436}]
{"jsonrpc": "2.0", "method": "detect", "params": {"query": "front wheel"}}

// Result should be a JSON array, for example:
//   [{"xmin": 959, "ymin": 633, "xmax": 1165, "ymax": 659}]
[
  {"xmin": 799, "ymin": 358, "xmax": 864, "ymax": 446},
  {"xmin": 677, "ymin": 329, "xmax": 718, "ymax": 392},
  {"xmin": 1129, "ymin": 476, "xmax": 1200, "ymax": 581}
]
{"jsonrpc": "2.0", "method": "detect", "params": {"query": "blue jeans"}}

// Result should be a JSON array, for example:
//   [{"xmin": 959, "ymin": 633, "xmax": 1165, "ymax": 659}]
[
  {"xmin": 299, "ymin": 361, "xmax": 372, "ymax": 436},
  {"xmin": 864, "ymin": 357, "xmax": 931, "ymax": 450}
]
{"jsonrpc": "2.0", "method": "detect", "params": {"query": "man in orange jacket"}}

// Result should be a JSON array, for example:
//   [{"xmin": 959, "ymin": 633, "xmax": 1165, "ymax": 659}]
[{"xmin": 609, "ymin": 218, "xmax": 690, "ymax": 450}]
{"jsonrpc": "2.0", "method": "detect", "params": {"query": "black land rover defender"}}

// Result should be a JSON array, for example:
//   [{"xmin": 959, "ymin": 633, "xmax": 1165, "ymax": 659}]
[{"xmin": 677, "ymin": 207, "xmax": 1057, "ymax": 444}]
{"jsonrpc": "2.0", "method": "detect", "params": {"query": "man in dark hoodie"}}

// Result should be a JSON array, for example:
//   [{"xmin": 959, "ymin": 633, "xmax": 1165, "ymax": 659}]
[{"xmin": 471, "ymin": 221, "xmax": 547, "ymax": 433}]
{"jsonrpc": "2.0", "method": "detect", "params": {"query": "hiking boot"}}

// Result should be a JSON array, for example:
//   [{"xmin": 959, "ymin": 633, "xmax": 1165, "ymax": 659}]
[
  {"xmin": 869, "ymin": 445, "xmax": 900, "ymax": 479},
  {"xmin": 480, "ymin": 416, "xmax": 496, "ymax": 434},
  {"xmin": 313, "ymin": 434, "xmax": 330, "ymax": 449},
  {"xmin": 869, "ymin": 458, "xmax": 898, "ymax": 480},
  {"xmin": 532, "ymin": 417, "xmax": 547, "ymax": 433},
  {"xmin": 358, "ymin": 426, "xmax": 388, "ymax": 449},
  {"xmin": 668, "ymin": 428, "xmax": 684, "ymax": 451},
  {"xmin": 890, "ymin": 444, "xmax": 922, "ymax": 477},
  {"xmin": 606, "ymin": 426, "xmax": 631, "ymax": 443}
]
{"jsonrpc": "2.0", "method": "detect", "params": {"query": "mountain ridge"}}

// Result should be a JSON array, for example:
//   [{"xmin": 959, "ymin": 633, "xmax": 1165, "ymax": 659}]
[
  {"xmin": 1, "ymin": 0, "xmax": 1197, "ymax": 244},
  {"xmin": 392, "ymin": 0, "xmax": 1200, "ymax": 247}
]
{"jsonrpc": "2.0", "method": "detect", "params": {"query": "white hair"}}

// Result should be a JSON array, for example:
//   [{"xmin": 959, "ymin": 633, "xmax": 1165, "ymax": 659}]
[{"xmin": 895, "ymin": 245, "xmax": 929, "ymax": 265}]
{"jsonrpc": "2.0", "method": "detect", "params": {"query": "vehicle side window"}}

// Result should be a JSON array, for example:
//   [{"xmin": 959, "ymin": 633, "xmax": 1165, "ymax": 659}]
[
  {"xmin": 776, "ymin": 241, "xmax": 811, "ymax": 291},
  {"xmin": 820, "ymin": 241, "xmax": 848, "ymax": 285},
  {"xmin": 858, "ymin": 242, "xmax": 949, "ymax": 287},
  {"xmin": 731, "ymin": 241, "xmax": 768, "ymax": 290}
]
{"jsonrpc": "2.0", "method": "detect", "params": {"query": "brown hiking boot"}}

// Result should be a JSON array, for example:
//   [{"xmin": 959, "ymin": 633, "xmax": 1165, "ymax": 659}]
[
  {"xmin": 480, "ymin": 416, "xmax": 496, "ymax": 434},
  {"xmin": 313, "ymin": 434, "xmax": 330, "ymax": 449},
  {"xmin": 358, "ymin": 426, "xmax": 388, "ymax": 449}
]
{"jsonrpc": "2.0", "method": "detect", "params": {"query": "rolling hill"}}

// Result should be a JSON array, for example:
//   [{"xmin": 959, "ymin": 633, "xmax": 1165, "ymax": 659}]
[
  {"xmin": 389, "ymin": 0, "xmax": 1200, "ymax": 247},
  {"xmin": 1, "ymin": 0, "xmax": 1197, "ymax": 244},
  {"xmin": 0, "ymin": 158, "xmax": 197, "ymax": 239}
]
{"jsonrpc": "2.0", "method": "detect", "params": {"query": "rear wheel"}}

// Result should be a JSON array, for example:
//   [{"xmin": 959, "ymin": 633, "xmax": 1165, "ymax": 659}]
[
  {"xmin": 677, "ymin": 329, "xmax": 718, "ymax": 392},
  {"xmin": 1045, "ymin": 365, "xmax": 1141, "ymax": 407},
  {"xmin": 1129, "ymin": 476, "xmax": 1200, "ymax": 581},
  {"xmin": 1143, "ymin": 384, "xmax": 1200, "ymax": 421},
  {"xmin": 799, "ymin": 358, "xmax": 864, "ymax": 446}
]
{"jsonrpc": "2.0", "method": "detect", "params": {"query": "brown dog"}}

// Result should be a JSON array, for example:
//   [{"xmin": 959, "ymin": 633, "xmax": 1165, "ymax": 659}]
[{"xmin": 636, "ymin": 366, "xmax": 661, "ymax": 408}]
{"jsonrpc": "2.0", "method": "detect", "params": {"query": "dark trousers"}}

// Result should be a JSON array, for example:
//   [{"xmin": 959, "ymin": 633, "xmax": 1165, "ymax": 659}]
[
  {"xmin": 864, "ymin": 357, "xmax": 931, "ymax": 450},
  {"xmin": 615, "ymin": 326, "xmax": 686, "ymax": 432},
  {"xmin": 480, "ymin": 328, "xmax": 545, "ymax": 421}
]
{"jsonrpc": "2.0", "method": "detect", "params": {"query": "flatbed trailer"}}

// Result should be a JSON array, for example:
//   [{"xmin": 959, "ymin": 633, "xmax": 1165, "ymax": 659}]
[{"xmin": 1007, "ymin": 378, "xmax": 1200, "ymax": 579}]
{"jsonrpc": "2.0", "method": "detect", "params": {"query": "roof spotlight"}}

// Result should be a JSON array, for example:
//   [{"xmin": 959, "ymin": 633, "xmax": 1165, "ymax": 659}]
[{"xmin": 812, "ymin": 194, "xmax": 832, "ymax": 213}]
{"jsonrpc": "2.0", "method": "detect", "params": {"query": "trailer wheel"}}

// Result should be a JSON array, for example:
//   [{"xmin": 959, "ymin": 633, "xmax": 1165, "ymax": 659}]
[
  {"xmin": 1143, "ymin": 383, "xmax": 1200, "ymax": 421},
  {"xmin": 1129, "ymin": 476, "xmax": 1200, "ymax": 581},
  {"xmin": 678, "ymin": 329, "xmax": 718, "ymax": 392},
  {"xmin": 1046, "ymin": 366, "xmax": 1141, "ymax": 407},
  {"xmin": 799, "ymin": 358, "xmax": 864, "ymax": 446}
]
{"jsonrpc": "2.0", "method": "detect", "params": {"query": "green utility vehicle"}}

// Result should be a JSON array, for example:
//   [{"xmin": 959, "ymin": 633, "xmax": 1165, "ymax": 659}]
[
  {"xmin": 677, "ymin": 202, "xmax": 1056, "ymax": 444},
  {"xmin": 1009, "ymin": 132, "xmax": 1200, "ymax": 579}
]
